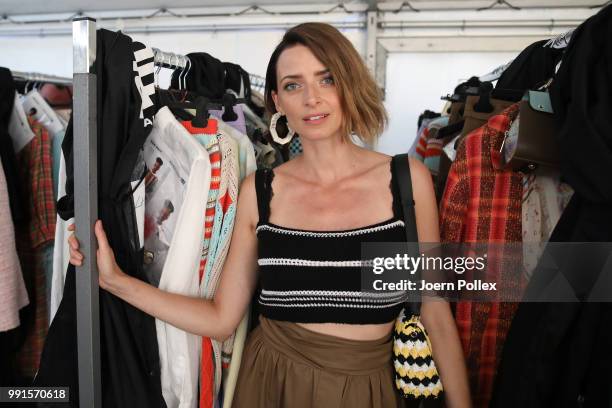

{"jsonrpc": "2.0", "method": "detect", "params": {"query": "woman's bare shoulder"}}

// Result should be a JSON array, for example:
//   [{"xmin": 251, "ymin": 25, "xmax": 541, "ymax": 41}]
[{"xmin": 407, "ymin": 157, "xmax": 434, "ymax": 189}]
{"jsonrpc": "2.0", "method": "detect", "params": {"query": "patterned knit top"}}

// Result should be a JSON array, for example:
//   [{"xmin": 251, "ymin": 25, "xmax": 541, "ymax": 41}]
[{"xmin": 254, "ymin": 161, "xmax": 408, "ymax": 324}]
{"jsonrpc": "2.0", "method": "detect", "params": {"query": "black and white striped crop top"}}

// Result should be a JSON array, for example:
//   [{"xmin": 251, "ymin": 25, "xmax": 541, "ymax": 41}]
[{"xmin": 254, "ymin": 161, "xmax": 408, "ymax": 324}]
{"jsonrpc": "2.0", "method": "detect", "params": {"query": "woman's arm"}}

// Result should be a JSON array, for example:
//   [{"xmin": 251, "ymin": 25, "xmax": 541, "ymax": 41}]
[
  {"xmin": 409, "ymin": 158, "xmax": 472, "ymax": 408},
  {"xmin": 69, "ymin": 173, "xmax": 260, "ymax": 342}
]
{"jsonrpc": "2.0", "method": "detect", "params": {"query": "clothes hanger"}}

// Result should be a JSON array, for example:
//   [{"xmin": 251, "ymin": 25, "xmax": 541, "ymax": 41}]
[
  {"xmin": 154, "ymin": 49, "xmax": 162, "ymax": 89},
  {"xmin": 473, "ymin": 82, "xmax": 495, "ymax": 113},
  {"xmin": 435, "ymin": 120, "xmax": 465, "ymax": 140},
  {"xmin": 177, "ymin": 55, "xmax": 186, "ymax": 91},
  {"xmin": 181, "ymin": 56, "xmax": 191, "ymax": 91},
  {"xmin": 221, "ymin": 93, "xmax": 238, "ymax": 122}
]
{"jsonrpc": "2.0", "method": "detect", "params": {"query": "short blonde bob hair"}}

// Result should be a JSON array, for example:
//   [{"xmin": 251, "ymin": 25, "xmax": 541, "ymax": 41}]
[{"xmin": 264, "ymin": 23, "xmax": 387, "ymax": 145}]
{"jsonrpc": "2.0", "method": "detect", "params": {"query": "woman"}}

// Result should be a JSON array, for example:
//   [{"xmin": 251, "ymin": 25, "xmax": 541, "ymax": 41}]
[{"xmin": 69, "ymin": 23, "xmax": 471, "ymax": 407}]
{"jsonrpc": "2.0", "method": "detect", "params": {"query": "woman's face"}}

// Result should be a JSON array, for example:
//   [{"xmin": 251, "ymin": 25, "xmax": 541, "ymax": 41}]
[{"xmin": 272, "ymin": 44, "xmax": 343, "ymax": 142}]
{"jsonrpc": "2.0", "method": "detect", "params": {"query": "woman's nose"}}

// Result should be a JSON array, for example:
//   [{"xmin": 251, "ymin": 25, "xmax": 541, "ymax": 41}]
[{"xmin": 303, "ymin": 83, "xmax": 321, "ymax": 106}]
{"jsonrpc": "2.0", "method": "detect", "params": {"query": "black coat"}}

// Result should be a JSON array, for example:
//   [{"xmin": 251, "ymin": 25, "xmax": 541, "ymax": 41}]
[{"xmin": 491, "ymin": 6, "xmax": 612, "ymax": 408}]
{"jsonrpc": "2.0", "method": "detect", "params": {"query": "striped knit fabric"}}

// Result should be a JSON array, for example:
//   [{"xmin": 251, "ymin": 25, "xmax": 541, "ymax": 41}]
[
  {"xmin": 415, "ymin": 127, "xmax": 429, "ymax": 160},
  {"xmin": 254, "ymin": 164, "xmax": 409, "ymax": 325},
  {"xmin": 211, "ymin": 134, "xmax": 239, "ymax": 380},
  {"xmin": 181, "ymin": 120, "xmax": 222, "ymax": 282},
  {"xmin": 439, "ymin": 103, "xmax": 525, "ymax": 407},
  {"xmin": 415, "ymin": 116, "xmax": 449, "ymax": 161},
  {"xmin": 200, "ymin": 133, "xmax": 240, "ymax": 408},
  {"xmin": 423, "ymin": 137, "xmax": 444, "ymax": 175},
  {"xmin": 208, "ymin": 134, "xmax": 241, "ymax": 293},
  {"xmin": 180, "ymin": 120, "xmax": 222, "ymax": 408}
]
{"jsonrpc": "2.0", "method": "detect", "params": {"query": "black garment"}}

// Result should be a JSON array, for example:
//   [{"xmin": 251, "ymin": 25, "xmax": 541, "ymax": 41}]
[
  {"xmin": 223, "ymin": 61, "xmax": 251, "ymax": 99},
  {"xmin": 169, "ymin": 53, "xmax": 252, "ymax": 101},
  {"xmin": 549, "ymin": 5, "xmax": 612, "ymax": 205},
  {"xmin": 253, "ymin": 162, "xmax": 407, "ymax": 324},
  {"xmin": 0, "ymin": 67, "xmax": 25, "ymax": 223},
  {"xmin": 445, "ymin": 76, "xmax": 481, "ymax": 102},
  {"xmin": 491, "ymin": 6, "xmax": 612, "ymax": 408},
  {"xmin": 35, "ymin": 30, "xmax": 165, "ymax": 408},
  {"xmin": 417, "ymin": 110, "xmax": 441, "ymax": 128},
  {"xmin": 495, "ymin": 39, "xmax": 564, "ymax": 91},
  {"xmin": 170, "ymin": 52, "xmax": 226, "ymax": 98}
]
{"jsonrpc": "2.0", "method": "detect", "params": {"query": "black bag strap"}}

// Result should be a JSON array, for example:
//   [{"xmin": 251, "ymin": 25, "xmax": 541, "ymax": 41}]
[
  {"xmin": 254, "ymin": 168, "xmax": 273, "ymax": 224},
  {"xmin": 392, "ymin": 154, "xmax": 418, "ymax": 243},
  {"xmin": 392, "ymin": 154, "xmax": 422, "ymax": 313}
]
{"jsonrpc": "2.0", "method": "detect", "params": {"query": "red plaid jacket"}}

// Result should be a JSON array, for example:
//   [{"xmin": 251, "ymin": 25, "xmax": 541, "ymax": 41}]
[
  {"xmin": 15, "ymin": 117, "xmax": 54, "ymax": 378},
  {"xmin": 18, "ymin": 117, "xmax": 56, "ymax": 247},
  {"xmin": 439, "ymin": 103, "xmax": 525, "ymax": 407}
]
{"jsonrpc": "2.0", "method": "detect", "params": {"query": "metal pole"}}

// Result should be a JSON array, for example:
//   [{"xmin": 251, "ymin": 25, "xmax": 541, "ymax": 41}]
[
  {"xmin": 72, "ymin": 17, "xmax": 101, "ymax": 408},
  {"xmin": 12, "ymin": 71, "xmax": 73, "ymax": 85},
  {"xmin": 366, "ymin": 11, "xmax": 378, "ymax": 76}
]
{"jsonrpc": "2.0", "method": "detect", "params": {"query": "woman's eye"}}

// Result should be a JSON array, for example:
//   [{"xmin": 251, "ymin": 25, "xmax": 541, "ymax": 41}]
[
  {"xmin": 321, "ymin": 76, "xmax": 334, "ymax": 85},
  {"xmin": 284, "ymin": 82, "xmax": 299, "ymax": 91}
]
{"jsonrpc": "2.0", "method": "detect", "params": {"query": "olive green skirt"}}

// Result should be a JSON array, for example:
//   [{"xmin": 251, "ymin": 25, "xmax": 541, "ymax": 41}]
[{"xmin": 231, "ymin": 316, "xmax": 414, "ymax": 408}]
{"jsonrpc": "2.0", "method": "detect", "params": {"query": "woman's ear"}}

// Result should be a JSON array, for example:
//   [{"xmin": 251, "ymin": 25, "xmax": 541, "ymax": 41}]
[{"xmin": 271, "ymin": 91, "xmax": 282, "ymax": 114}]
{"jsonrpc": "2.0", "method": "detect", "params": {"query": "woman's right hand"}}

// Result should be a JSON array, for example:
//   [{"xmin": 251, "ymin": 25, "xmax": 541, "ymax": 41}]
[{"xmin": 68, "ymin": 220, "xmax": 126, "ymax": 291}]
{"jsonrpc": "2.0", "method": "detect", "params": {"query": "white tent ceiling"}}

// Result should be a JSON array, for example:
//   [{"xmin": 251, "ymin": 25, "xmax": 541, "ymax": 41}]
[{"xmin": 0, "ymin": 0, "xmax": 605, "ymax": 15}]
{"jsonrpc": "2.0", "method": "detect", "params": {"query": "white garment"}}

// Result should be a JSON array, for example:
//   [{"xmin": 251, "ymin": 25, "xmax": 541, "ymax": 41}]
[
  {"xmin": 147, "ymin": 107, "xmax": 211, "ymax": 408},
  {"xmin": 443, "ymin": 133, "xmax": 462, "ymax": 162},
  {"xmin": 50, "ymin": 151, "xmax": 71, "ymax": 323},
  {"xmin": 253, "ymin": 140, "xmax": 276, "ymax": 168},
  {"xmin": 0, "ymin": 158, "xmax": 29, "ymax": 332},
  {"xmin": 8, "ymin": 93, "xmax": 35, "ymax": 153},
  {"xmin": 22, "ymin": 90, "xmax": 65, "ymax": 135},
  {"xmin": 217, "ymin": 120, "xmax": 256, "ymax": 181},
  {"xmin": 221, "ymin": 313, "xmax": 249, "ymax": 408},
  {"xmin": 522, "ymin": 167, "xmax": 573, "ymax": 278}
]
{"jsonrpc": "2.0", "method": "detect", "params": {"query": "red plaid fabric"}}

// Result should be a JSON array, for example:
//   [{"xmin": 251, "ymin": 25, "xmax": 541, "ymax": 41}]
[
  {"xmin": 17, "ymin": 118, "xmax": 56, "ymax": 247},
  {"xmin": 14, "ymin": 117, "xmax": 54, "ymax": 378},
  {"xmin": 439, "ymin": 104, "xmax": 525, "ymax": 407}
]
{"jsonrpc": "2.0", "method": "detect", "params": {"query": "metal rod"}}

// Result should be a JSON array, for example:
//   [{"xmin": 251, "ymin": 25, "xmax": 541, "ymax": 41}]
[
  {"xmin": 72, "ymin": 16, "xmax": 101, "ymax": 408},
  {"xmin": 250, "ymin": 75, "xmax": 265, "ymax": 90},
  {"xmin": 152, "ymin": 47, "xmax": 187, "ymax": 69},
  {"xmin": 12, "ymin": 71, "xmax": 72, "ymax": 85},
  {"xmin": 152, "ymin": 47, "xmax": 266, "ymax": 88}
]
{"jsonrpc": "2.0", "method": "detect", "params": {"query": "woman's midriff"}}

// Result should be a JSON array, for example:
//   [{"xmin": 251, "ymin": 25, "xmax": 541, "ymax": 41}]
[{"xmin": 296, "ymin": 321, "xmax": 395, "ymax": 341}]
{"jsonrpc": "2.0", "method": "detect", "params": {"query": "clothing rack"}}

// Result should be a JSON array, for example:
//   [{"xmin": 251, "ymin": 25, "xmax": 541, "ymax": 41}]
[
  {"xmin": 72, "ymin": 16, "xmax": 101, "ymax": 408},
  {"xmin": 72, "ymin": 19, "xmax": 266, "ymax": 408},
  {"xmin": 12, "ymin": 71, "xmax": 73, "ymax": 85},
  {"xmin": 152, "ymin": 47, "xmax": 266, "ymax": 89}
]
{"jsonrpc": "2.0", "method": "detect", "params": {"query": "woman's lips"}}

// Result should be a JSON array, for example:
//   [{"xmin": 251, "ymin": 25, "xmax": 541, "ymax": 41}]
[{"xmin": 302, "ymin": 113, "xmax": 329, "ymax": 124}]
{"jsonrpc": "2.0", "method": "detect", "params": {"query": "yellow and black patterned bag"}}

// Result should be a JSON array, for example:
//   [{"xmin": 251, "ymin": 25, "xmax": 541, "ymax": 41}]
[
  {"xmin": 391, "ymin": 154, "xmax": 444, "ymax": 400},
  {"xmin": 393, "ymin": 310, "xmax": 444, "ymax": 399}
]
